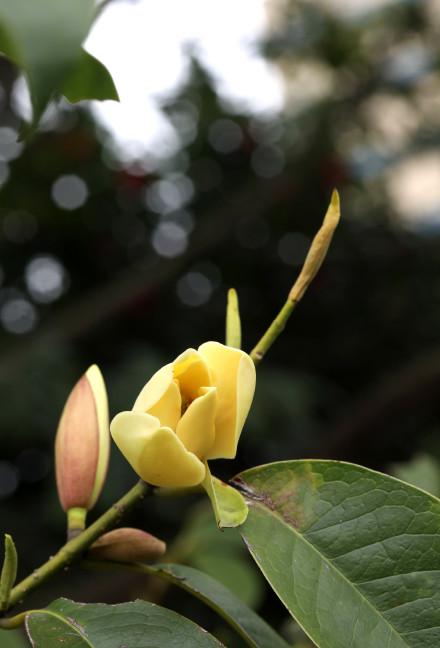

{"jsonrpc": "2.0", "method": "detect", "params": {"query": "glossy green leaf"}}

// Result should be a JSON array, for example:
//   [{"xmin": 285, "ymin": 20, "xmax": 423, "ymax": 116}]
[
  {"xmin": 62, "ymin": 49, "xmax": 119, "ymax": 103},
  {"xmin": 0, "ymin": 0, "xmax": 95, "ymax": 124},
  {"xmin": 234, "ymin": 460, "xmax": 440, "ymax": 648},
  {"xmin": 149, "ymin": 563, "xmax": 289, "ymax": 648},
  {"xmin": 26, "ymin": 598, "xmax": 222, "ymax": 647},
  {"xmin": 202, "ymin": 463, "xmax": 248, "ymax": 528}
]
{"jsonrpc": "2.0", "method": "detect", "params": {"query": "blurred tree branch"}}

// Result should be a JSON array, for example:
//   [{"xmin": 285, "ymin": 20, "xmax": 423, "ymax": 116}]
[{"xmin": 316, "ymin": 345, "xmax": 440, "ymax": 464}]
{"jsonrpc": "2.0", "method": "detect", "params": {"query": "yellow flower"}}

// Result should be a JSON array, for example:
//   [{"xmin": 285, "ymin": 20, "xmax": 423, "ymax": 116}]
[
  {"xmin": 55, "ymin": 365, "xmax": 110, "ymax": 513},
  {"xmin": 111, "ymin": 342, "xmax": 256, "ymax": 488}
]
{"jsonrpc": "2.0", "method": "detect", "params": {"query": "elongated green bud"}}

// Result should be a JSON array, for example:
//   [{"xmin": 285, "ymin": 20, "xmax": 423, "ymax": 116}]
[
  {"xmin": 0, "ymin": 534, "xmax": 18, "ymax": 611},
  {"xmin": 226, "ymin": 288, "xmax": 242, "ymax": 349},
  {"xmin": 289, "ymin": 189, "xmax": 340, "ymax": 303}
]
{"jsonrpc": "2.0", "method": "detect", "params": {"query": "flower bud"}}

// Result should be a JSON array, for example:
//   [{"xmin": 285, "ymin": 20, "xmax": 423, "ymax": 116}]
[
  {"xmin": 55, "ymin": 365, "xmax": 110, "ymax": 515},
  {"xmin": 88, "ymin": 528, "xmax": 166, "ymax": 563}
]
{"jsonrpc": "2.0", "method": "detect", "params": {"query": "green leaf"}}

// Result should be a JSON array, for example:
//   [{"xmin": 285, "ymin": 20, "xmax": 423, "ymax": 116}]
[
  {"xmin": 62, "ymin": 49, "xmax": 119, "ymax": 103},
  {"xmin": 26, "ymin": 598, "xmax": 223, "ymax": 647},
  {"xmin": 234, "ymin": 460, "xmax": 440, "ymax": 648},
  {"xmin": 193, "ymin": 551, "xmax": 263, "ymax": 610},
  {"xmin": 149, "ymin": 563, "xmax": 289, "ymax": 648},
  {"xmin": 202, "ymin": 463, "xmax": 248, "ymax": 529},
  {"xmin": 0, "ymin": 0, "xmax": 95, "ymax": 124},
  {"xmin": 170, "ymin": 500, "xmax": 265, "ymax": 608}
]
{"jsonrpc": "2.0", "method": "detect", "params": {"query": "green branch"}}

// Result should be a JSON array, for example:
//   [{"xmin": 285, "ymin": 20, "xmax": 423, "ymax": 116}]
[
  {"xmin": 2, "ymin": 479, "xmax": 152, "ymax": 615},
  {"xmin": 250, "ymin": 298, "xmax": 297, "ymax": 365}
]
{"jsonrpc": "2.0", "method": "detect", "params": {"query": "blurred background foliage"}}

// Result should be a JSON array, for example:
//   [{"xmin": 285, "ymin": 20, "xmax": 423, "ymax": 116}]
[{"xmin": 1, "ymin": 0, "xmax": 440, "ymax": 646}]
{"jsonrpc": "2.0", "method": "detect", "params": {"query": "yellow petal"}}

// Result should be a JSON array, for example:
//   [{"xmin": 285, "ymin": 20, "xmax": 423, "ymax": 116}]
[
  {"xmin": 173, "ymin": 348, "xmax": 212, "ymax": 400},
  {"xmin": 176, "ymin": 386, "xmax": 217, "ymax": 458},
  {"xmin": 147, "ymin": 380, "xmax": 181, "ymax": 430},
  {"xmin": 198, "ymin": 342, "xmax": 256, "ymax": 459},
  {"xmin": 111, "ymin": 411, "xmax": 206, "ymax": 488},
  {"xmin": 133, "ymin": 364, "xmax": 181, "ymax": 430},
  {"xmin": 111, "ymin": 411, "xmax": 161, "ymax": 476}
]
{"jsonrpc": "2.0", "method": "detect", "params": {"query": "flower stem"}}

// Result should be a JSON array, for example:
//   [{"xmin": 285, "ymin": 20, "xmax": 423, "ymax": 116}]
[
  {"xmin": 249, "ymin": 298, "xmax": 297, "ymax": 366},
  {"xmin": 250, "ymin": 189, "xmax": 340, "ymax": 366},
  {"xmin": 3, "ymin": 480, "xmax": 152, "ymax": 613}
]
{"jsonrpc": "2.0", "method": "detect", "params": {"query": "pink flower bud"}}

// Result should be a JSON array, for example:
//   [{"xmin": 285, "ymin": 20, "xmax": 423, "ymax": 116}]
[
  {"xmin": 88, "ymin": 528, "xmax": 166, "ymax": 563},
  {"xmin": 55, "ymin": 365, "xmax": 110, "ymax": 513}
]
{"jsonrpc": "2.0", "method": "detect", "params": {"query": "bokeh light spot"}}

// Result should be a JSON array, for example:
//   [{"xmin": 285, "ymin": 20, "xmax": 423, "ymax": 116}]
[
  {"xmin": 0, "ymin": 127, "xmax": 24, "ymax": 162},
  {"xmin": 11, "ymin": 76, "xmax": 32, "ymax": 122},
  {"xmin": 0, "ymin": 296, "xmax": 38, "ymax": 334},
  {"xmin": 208, "ymin": 119, "xmax": 244, "ymax": 153},
  {"xmin": 161, "ymin": 209, "xmax": 195, "ymax": 234},
  {"xmin": 251, "ymin": 145, "xmax": 285, "ymax": 178},
  {"xmin": 145, "ymin": 174, "xmax": 194, "ymax": 213},
  {"xmin": 151, "ymin": 222, "xmax": 188, "ymax": 258},
  {"xmin": 387, "ymin": 151, "xmax": 440, "ymax": 230},
  {"xmin": 51, "ymin": 174, "xmax": 89, "ymax": 210},
  {"xmin": 25, "ymin": 255, "xmax": 68, "ymax": 303},
  {"xmin": 381, "ymin": 42, "xmax": 432, "ymax": 86},
  {"xmin": 177, "ymin": 271, "xmax": 213, "ymax": 306},
  {"xmin": 249, "ymin": 118, "xmax": 284, "ymax": 144}
]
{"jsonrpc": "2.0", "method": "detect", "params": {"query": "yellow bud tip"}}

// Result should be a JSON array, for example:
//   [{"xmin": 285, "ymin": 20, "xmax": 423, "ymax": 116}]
[
  {"xmin": 226, "ymin": 288, "xmax": 242, "ymax": 349},
  {"xmin": 288, "ymin": 189, "xmax": 340, "ymax": 304},
  {"xmin": 330, "ymin": 188, "xmax": 340, "ymax": 212},
  {"xmin": 227, "ymin": 288, "xmax": 238, "ymax": 306}
]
